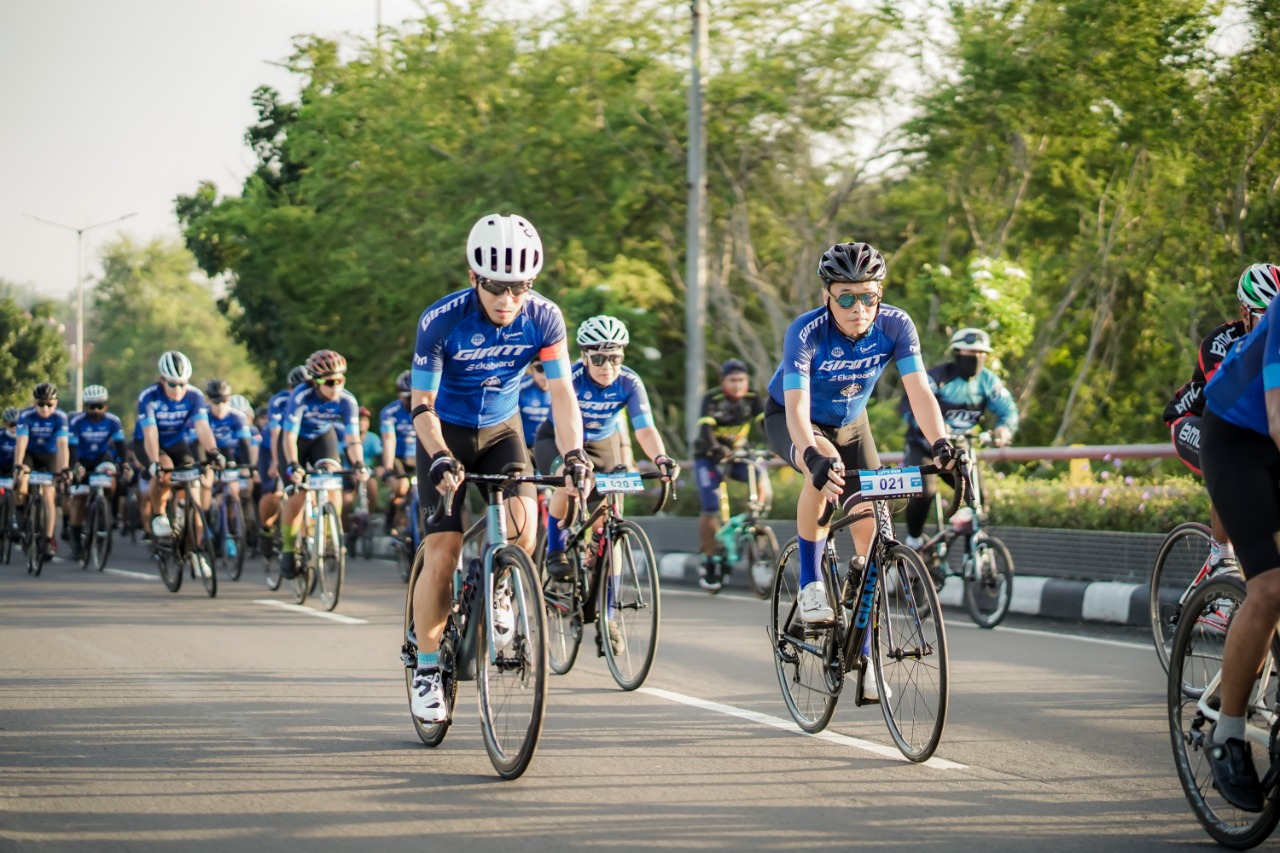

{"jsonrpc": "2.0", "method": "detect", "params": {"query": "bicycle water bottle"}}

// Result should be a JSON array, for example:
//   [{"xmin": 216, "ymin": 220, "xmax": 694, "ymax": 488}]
[{"xmin": 226, "ymin": 536, "xmax": 237, "ymax": 558}]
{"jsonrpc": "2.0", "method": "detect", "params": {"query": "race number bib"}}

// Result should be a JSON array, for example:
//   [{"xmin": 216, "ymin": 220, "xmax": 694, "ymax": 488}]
[
  {"xmin": 89, "ymin": 474, "xmax": 114, "ymax": 488},
  {"xmin": 27, "ymin": 471, "xmax": 54, "ymax": 486},
  {"xmin": 69, "ymin": 484, "xmax": 91, "ymax": 496},
  {"xmin": 857, "ymin": 467, "xmax": 924, "ymax": 499},
  {"xmin": 0, "ymin": 478, "xmax": 13, "ymax": 490},
  {"xmin": 219, "ymin": 469, "xmax": 241, "ymax": 483},
  {"xmin": 170, "ymin": 467, "xmax": 201, "ymax": 483},
  {"xmin": 595, "ymin": 472, "xmax": 644, "ymax": 494},
  {"xmin": 307, "ymin": 473, "xmax": 344, "ymax": 490}
]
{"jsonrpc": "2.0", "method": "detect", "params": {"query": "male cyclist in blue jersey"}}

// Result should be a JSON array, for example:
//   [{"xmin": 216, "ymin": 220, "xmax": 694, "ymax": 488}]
[
  {"xmin": 66, "ymin": 385, "xmax": 127, "ymax": 559},
  {"xmin": 519, "ymin": 361, "xmax": 552, "ymax": 450},
  {"xmin": 204, "ymin": 379, "xmax": 255, "ymax": 513},
  {"xmin": 13, "ymin": 383, "xmax": 70, "ymax": 561},
  {"xmin": 537, "ymin": 316, "xmax": 678, "ymax": 609},
  {"xmin": 1198, "ymin": 262, "xmax": 1280, "ymax": 812},
  {"xmin": 765, "ymin": 242, "xmax": 958, "ymax": 700},
  {"xmin": 380, "ymin": 370, "xmax": 416, "ymax": 541},
  {"xmin": 257, "ymin": 364, "xmax": 309, "ymax": 549},
  {"xmin": 277, "ymin": 349, "xmax": 368, "ymax": 579},
  {"xmin": 138, "ymin": 351, "xmax": 226, "ymax": 543},
  {"xmin": 408, "ymin": 212, "xmax": 588, "ymax": 724},
  {"xmin": 0, "ymin": 407, "xmax": 19, "ymax": 482},
  {"xmin": 901, "ymin": 326, "xmax": 1019, "ymax": 553}
]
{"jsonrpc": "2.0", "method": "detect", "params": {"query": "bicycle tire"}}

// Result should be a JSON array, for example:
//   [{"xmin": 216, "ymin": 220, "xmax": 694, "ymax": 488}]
[
  {"xmin": 1151, "ymin": 521, "xmax": 1215, "ymax": 675},
  {"xmin": 189, "ymin": 503, "xmax": 217, "ymax": 598},
  {"xmin": 78, "ymin": 501, "xmax": 93, "ymax": 571},
  {"xmin": 963, "ymin": 534, "xmax": 1013, "ymax": 629},
  {"xmin": 241, "ymin": 494, "xmax": 260, "ymax": 551},
  {"xmin": 1168, "ymin": 575, "xmax": 1280, "ymax": 848},
  {"xmin": 875, "ymin": 543, "xmax": 949, "ymax": 762},
  {"xmin": 395, "ymin": 538, "xmax": 412, "ymax": 583},
  {"xmin": 744, "ymin": 524, "xmax": 779, "ymax": 600},
  {"xmin": 770, "ymin": 538, "xmax": 840, "ymax": 733},
  {"xmin": 90, "ymin": 497, "xmax": 113, "ymax": 572},
  {"xmin": 28, "ymin": 494, "xmax": 46, "ymax": 576},
  {"xmin": 316, "ymin": 503, "xmax": 344, "ymax": 611},
  {"xmin": 0, "ymin": 497, "xmax": 11, "ymax": 565},
  {"xmin": 477, "ymin": 545, "xmax": 547, "ymax": 780},
  {"xmin": 222, "ymin": 494, "xmax": 246, "ymax": 581},
  {"xmin": 600, "ymin": 520, "xmax": 661, "ymax": 691},
  {"xmin": 544, "ymin": 545, "xmax": 584, "ymax": 675},
  {"xmin": 404, "ymin": 543, "xmax": 457, "ymax": 747}
]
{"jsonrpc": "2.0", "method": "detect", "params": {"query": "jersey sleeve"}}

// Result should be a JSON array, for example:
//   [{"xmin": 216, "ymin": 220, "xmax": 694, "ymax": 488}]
[
  {"xmin": 623, "ymin": 372, "xmax": 655, "ymax": 430},
  {"xmin": 379, "ymin": 402, "xmax": 397, "ymax": 436},
  {"xmin": 892, "ymin": 315, "xmax": 925, "ymax": 376},
  {"xmin": 137, "ymin": 389, "xmax": 157, "ymax": 428},
  {"xmin": 781, "ymin": 317, "xmax": 816, "ymax": 392},
  {"xmin": 341, "ymin": 392, "xmax": 360, "ymax": 437},
  {"xmin": 1264, "ymin": 306, "xmax": 1280, "ymax": 391},
  {"xmin": 283, "ymin": 390, "xmax": 306, "ymax": 434},
  {"xmin": 412, "ymin": 306, "xmax": 449, "ymax": 393},
  {"xmin": 983, "ymin": 373, "xmax": 1020, "ymax": 433},
  {"xmin": 538, "ymin": 308, "xmax": 571, "ymax": 381}
]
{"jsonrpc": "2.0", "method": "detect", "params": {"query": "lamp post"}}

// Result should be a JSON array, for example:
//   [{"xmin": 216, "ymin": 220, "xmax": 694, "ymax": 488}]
[
  {"xmin": 685, "ymin": 0, "xmax": 709, "ymax": 450},
  {"xmin": 24, "ymin": 212, "xmax": 137, "ymax": 411}
]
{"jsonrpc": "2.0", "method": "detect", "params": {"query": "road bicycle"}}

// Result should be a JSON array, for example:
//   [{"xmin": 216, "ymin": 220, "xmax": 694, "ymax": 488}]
[
  {"xmin": 709, "ymin": 448, "xmax": 777, "ymax": 599},
  {"xmin": 541, "ymin": 467, "xmax": 672, "ymax": 690},
  {"xmin": 272, "ymin": 467, "xmax": 347, "ymax": 611},
  {"xmin": 1168, "ymin": 573, "xmax": 1280, "ymax": 848},
  {"xmin": 0, "ymin": 472, "xmax": 15, "ymax": 566},
  {"xmin": 769, "ymin": 460, "xmax": 963, "ymax": 762},
  {"xmin": 1150, "ymin": 520, "xmax": 1245, "ymax": 674},
  {"xmin": 401, "ymin": 463, "xmax": 560, "ymax": 779},
  {"xmin": 207, "ymin": 467, "xmax": 249, "ymax": 582},
  {"xmin": 20, "ymin": 469, "xmax": 59, "ymax": 576},
  {"xmin": 153, "ymin": 464, "xmax": 217, "ymax": 597},
  {"xmin": 73, "ymin": 465, "xmax": 117, "ymax": 572},
  {"xmin": 390, "ymin": 476, "xmax": 420, "ymax": 583},
  {"xmin": 916, "ymin": 431, "xmax": 1014, "ymax": 628},
  {"xmin": 344, "ymin": 476, "xmax": 375, "ymax": 560}
]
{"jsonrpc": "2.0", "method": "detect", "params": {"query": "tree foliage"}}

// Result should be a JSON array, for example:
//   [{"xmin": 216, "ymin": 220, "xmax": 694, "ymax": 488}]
[{"xmin": 0, "ymin": 298, "xmax": 70, "ymax": 412}]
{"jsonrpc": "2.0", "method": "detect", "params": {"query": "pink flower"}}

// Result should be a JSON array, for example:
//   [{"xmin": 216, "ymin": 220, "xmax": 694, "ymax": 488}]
[
  {"xmin": 1098, "ymin": 498, "xmax": 1105, "ymax": 505},
  {"xmin": 1138, "ymin": 503, "xmax": 1146, "ymax": 512},
  {"xmin": 1124, "ymin": 476, "xmax": 1134, "ymax": 485},
  {"xmin": 1142, "ymin": 490, "xmax": 1151, "ymax": 500},
  {"xmin": 1100, "ymin": 471, "xmax": 1111, "ymax": 481}
]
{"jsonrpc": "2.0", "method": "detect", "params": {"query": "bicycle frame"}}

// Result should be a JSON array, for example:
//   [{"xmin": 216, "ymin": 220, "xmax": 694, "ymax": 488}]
[
  {"xmin": 714, "ymin": 450, "xmax": 770, "ymax": 563},
  {"xmin": 922, "ymin": 433, "xmax": 989, "ymax": 567},
  {"xmin": 1195, "ymin": 661, "xmax": 1280, "ymax": 753}
]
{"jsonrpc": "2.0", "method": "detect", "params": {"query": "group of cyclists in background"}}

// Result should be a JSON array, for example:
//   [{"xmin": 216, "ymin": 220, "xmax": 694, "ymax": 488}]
[{"xmin": 9, "ymin": 210, "xmax": 1280, "ymax": 818}]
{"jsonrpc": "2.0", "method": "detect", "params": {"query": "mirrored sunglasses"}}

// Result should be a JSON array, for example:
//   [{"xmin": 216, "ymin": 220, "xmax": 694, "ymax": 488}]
[
  {"xmin": 831, "ymin": 291, "xmax": 880, "ymax": 309},
  {"xmin": 320, "ymin": 376, "xmax": 345, "ymax": 387},
  {"xmin": 476, "ymin": 276, "xmax": 533, "ymax": 297},
  {"xmin": 587, "ymin": 352, "xmax": 624, "ymax": 367}
]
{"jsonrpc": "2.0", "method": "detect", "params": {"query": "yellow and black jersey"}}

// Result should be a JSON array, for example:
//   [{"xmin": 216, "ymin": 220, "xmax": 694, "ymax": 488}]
[{"xmin": 694, "ymin": 389, "xmax": 763, "ymax": 456}]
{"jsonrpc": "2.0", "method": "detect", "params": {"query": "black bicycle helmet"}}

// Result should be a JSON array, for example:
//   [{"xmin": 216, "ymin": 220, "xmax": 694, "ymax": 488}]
[
  {"xmin": 34, "ymin": 382, "xmax": 58, "ymax": 404},
  {"xmin": 816, "ymin": 241, "xmax": 886, "ymax": 284},
  {"xmin": 205, "ymin": 378, "xmax": 232, "ymax": 399},
  {"xmin": 395, "ymin": 370, "xmax": 412, "ymax": 393}
]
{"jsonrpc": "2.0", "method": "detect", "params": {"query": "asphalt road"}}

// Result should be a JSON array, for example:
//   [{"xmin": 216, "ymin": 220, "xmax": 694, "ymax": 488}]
[{"xmin": 0, "ymin": 537, "xmax": 1217, "ymax": 851}]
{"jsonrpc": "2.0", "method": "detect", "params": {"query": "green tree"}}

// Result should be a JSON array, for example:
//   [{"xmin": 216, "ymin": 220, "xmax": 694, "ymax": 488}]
[
  {"xmin": 0, "ymin": 298, "xmax": 70, "ymax": 411},
  {"xmin": 85, "ymin": 237, "xmax": 264, "ymax": 423}
]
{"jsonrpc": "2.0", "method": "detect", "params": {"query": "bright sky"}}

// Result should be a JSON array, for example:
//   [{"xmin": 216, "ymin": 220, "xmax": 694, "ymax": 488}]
[{"xmin": 0, "ymin": 0, "xmax": 428, "ymax": 298}]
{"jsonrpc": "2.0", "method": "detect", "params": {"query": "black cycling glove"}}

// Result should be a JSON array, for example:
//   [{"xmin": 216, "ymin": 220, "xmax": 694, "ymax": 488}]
[
  {"xmin": 427, "ymin": 451, "xmax": 461, "ymax": 487},
  {"xmin": 803, "ymin": 446, "xmax": 842, "ymax": 490}
]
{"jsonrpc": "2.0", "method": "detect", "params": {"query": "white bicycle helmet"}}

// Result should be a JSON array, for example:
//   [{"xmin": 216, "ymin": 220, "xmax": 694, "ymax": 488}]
[
  {"xmin": 466, "ymin": 213, "xmax": 544, "ymax": 282},
  {"xmin": 157, "ymin": 350, "xmax": 193, "ymax": 382},
  {"xmin": 229, "ymin": 395, "xmax": 254, "ymax": 419},
  {"xmin": 949, "ymin": 328, "xmax": 994, "ymax": 353},
  {"xmin": 1237, "ymin": 263, "xmax": 1280, "ymax": 312},
  {"xmin": 577, "ymin": 315, "xmax": 630, "ymax": 349},
  {"xmin": 82, "ymin": 384, "xmax": 109, "ymax": 404}
]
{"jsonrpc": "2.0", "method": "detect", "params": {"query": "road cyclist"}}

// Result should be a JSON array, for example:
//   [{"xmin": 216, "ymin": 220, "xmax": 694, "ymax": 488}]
[
  {"xmin": 257, "ymin": 364, "xmax": 309, "ymax": 565},
  {"xmin": 380, "ymin": 370, "xmax": 418, "ymax": 560},
  {"xmin": 0, "ymin": 407, "xmax": 19, "ymax": 564},
  {"xmin": 13, "ymin": 383, "xmax": 70, "ymax": 568},
  {"xmin": 204, "ymin": 380, "xmax": 256, "ymax": 580},
  {"xmin": 66, "ymin": 385, "xmax": 127, "ymax": 568}
]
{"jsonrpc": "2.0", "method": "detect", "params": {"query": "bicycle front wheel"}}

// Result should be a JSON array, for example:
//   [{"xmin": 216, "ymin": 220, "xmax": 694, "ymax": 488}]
[
  {"xmin": 543, "ymin": 545, "xmax": 584, "ymax": 675},
  {"xmin": 477, "ymin": 545, "xmax": 547, "ymax": 780},
  {"xmin": 1151, "ymin": 521, "xmax": 1214, "ymax": 674},
  {"xmin": 89, "ymin": 497, "xmax": 113, "ymax": 572},
  {"xmin": 770, "ymin": 539, "xmax": 840, "ymax": 733},
  {"xmin": 1168, "ymin": 575, "xmax": 1280, "ymax": 847},
  {"xmin": 0, "ymin": 497, "xmax": 11, "ymax": 565},
  {"xmin": 963, "ymin": 535, "xmax": 1013, "ymax": 628},
  {"xmin": 316, "ymin": 503, "xmax": 344, "ymax": 611},
  {"xmin": 600, "ymin": 521, "xmax": 661, "ymax": 691},
  {"xmin": 189, "ymin": 503, "xmax": 217, "ymax": 598},
  {"xmin": 27, "ymin": 496, "xmax": 46, "ymax": 576},
  {"xmin": 744, "ymin": 524, "xmax": 779, "ymax": 600},
  {"xmin": 875, "ymin": 543, "xmax": 949, "ymax": 762},
  {"xmin": 223, "ymin": 495, "xmax": 246, "ymax": 581}
]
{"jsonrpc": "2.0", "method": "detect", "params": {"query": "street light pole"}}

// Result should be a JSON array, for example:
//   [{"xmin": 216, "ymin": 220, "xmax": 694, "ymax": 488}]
[
  {"xmin": 685, "ymin": 0, "xmax": 709, "ymax": 451},
  {"xmin": 24, "ymin": 212, "xmax": 137, "ymax": 411}
]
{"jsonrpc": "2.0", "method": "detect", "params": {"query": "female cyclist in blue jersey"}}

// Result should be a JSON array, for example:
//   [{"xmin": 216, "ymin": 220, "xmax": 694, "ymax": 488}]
[
  {"xmin": 537, "ymin": 315, "xmax": 678, "ymax": 583},
  {"xmin": 407, "ymin": 213, "xmax": 589, "ymax": 724},
  {"xmin": 13, "ymin": 383, "xmax": 70, "ymax": 561},
  {"xmin": 765, "ymin": 242, "xmax": 959, "ymax": 642}
]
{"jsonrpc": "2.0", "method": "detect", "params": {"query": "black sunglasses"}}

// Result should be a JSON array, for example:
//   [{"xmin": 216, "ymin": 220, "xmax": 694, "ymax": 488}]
[
  {"xmin": 208, "ymin": 397, "xmax": 227, "ymax": 405},
  {"xmin": 830, "ymin": 291, "xmax": 880, "ymax": 309},
  {"xmin": 35, "ymin": 401, "xmax": 56, "ymax": 408},
  {"xmin": 164, "ymin": 380, "xmax": 186, "ymax": 389},
  {"xmin": 85, "ymin": 404, "xmax": 107, "ymax": 411},
  {"xmin": 587, "ymin": 352, "xmax": 624, "ymax": 367},
  {"xmin": 476, "ymin": 276, "xmax": 533, "ymax": 297}
]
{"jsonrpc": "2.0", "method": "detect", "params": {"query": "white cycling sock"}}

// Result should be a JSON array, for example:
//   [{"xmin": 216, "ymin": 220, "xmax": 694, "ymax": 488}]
[{"xmin": 1214, "ymin": 713, "xmax": 1246, "ymax": 744}]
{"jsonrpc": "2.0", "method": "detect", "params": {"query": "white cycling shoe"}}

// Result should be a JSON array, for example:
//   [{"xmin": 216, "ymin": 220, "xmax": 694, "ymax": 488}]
[
  {"xmin": 410, "ymin": 668, "xmax": 449, "ymax": 723},
  {"xmin": 799, "ymin": 581, "xmax": 835, "ymax": 624}
]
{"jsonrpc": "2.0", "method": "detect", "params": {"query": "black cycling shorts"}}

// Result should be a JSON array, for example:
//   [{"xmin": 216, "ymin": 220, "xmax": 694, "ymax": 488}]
[
  {"xmin": 1169, "ymin": 414, "xmax": 1202, "ymax": 476},
  {"xmin": 392, "ymin": 457, "xmax": 417, "ymax": 477},
  {"xmin": 1202, "ymin": 408, "xmax": 1280, "ymax": 578},
  {"xmin": 418, "ymin": 414, "xmax": 533, "ymax": 536},
  {"xmin": 764, "ymin": 397, "xmax": 879, "ymax": 509},
  {"xmin": 21, "ymin": 451, "xmax": 57, "ymax": 474},
  {"xmin": 532, "ymin": 419, "xmax": 623, "ymax": 478}
]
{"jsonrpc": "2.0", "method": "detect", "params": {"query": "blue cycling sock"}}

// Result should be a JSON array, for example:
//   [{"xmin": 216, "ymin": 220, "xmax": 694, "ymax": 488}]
[
  {"xmin": 416, "ymin": 650, "xmax": 440, "ymax": 670},
  {"xmin": 547, "ymin": 513, "xmax": 566, "ymax": 554},
  {"xmin": 798, "ymin": 535, "xmax": 826, "ymax": 587}
]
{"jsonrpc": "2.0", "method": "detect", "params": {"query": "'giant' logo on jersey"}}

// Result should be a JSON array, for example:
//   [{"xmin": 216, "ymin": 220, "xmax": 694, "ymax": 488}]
[
  {"xmin": 817, "ymin": 354, "xmax": 886, "ymax": 372},
  {"xmin": 454, "ymin": 344, "xmax": 535, "ymax": 361}
]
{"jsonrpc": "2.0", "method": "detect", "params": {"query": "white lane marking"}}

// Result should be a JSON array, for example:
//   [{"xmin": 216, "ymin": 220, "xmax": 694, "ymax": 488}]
[
  {"xmin": 253, "ymin": 599, "xmax": 368, "ymax": 624},
  {"xmin": 104, "ymin": 568, "xmax": 159, "ymax": 582},
  {"xmin": 638, "ymin": 686, "xmax": 967, "ymax": 770}
]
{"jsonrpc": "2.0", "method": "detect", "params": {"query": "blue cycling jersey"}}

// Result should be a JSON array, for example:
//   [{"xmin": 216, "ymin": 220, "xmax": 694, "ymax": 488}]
[
  {"xmin": 767, "ymin": 304, "xmax": 925, "ymax": 427},
  {"xmin": 902, "ymin": 362, "xmax": 1019, "ymax": 443},
  {"xmin": 0, "ymin": 430, "xmax": 18, "ymax": 469},
  {"xmin": 283, "ymin": 386, "xmax": 360, "ymax": 440},
  {"xmin": 208, "ymin": 409, "xmax": 252, "ymax": 450},
  {"xmin": 412, "ymin": 288, "xmax": 572, "ymax": 428},
  {"xmin": 250, "ymin": 424, "xmax": 263, "ymax": 449},
  {"xmin": 379, "ymin": 400, "xmax": 415, "ymax": 459},
  {"xmin": 518, "ymin": 374, "xmax": 552, "ymax": 445},
  {"xmin": 137, "ymin": 384, "xmax": 209, "ymax": 447},
  {"xmin": 68, "ymin": 412, "xmax": 126, "ymax": 462},
  {"xmin": 16, "ymin": 406, "xmax": 70, "ymax": 454},
  {"xmin": 1205, "ymin": 298, "xmax": 1280, "ymax": 434},
  {"xmin": 545, "ymin": 363, "xmax": 655, "ymax": 443},
  {"xmin": 362, "ymin": 430, "xmax": 383, "ymax": 464}
]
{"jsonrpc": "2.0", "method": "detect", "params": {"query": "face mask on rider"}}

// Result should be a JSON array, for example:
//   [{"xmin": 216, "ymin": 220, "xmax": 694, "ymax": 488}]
[{"xmin": 954, "ymin": 354, "xmax": 981, "ymax": 379}]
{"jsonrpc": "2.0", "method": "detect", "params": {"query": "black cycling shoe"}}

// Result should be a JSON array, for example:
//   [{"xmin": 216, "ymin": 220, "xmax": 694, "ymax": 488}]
[
  {"xmin": 546, "ymin": 551, "xmax": 572, "ymax": 579},
  {"xmin": 279, "ymin": 551, "xmax": 298, "ymax": 580},
  {"xmin": 1207, "ymin": 726, "xmax": 1266, "ymax": 812}
]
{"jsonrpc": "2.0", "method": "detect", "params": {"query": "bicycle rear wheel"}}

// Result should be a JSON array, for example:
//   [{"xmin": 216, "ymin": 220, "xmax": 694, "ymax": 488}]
[
  {"xmin": 745, "ymin": 524, "xmax": 779, "ymax": 600},
  {"xmin": 0, "ymin": 497, "xmax": 11, "ymax": 565},
  {"xmin": 1151, "ymin": 521, "xmax": 1214, "ymax": 674},
  {"xmin": 543, "ymin": 545, "xmax": 584, "ymax": 675},
  {"xmin": 188, "ymin": 503, "xmax": 217, "ymax": 598},
  {"xmin": 770, "ymin": 539, "xmax": 840, "ymax": 733},
  {"xmin": 27, "ymin": 496, "xmax": 46, "ymax": 576},
  {"xmin": 875, "ymin": 543, "xmax": 949, "ymax": 762},
  {"xmin": 1169, "ymin": 575, "xmax": 1280, "ymax": 848},
  {"xmin": 88, "ymin": 497, "xmax": 113, "ymax": 572},
  {"xmin": 477, "ymin": 545, "xmax": 547, "ymax": 780},
  {"xmin": 316, "ymin": 503, "xmax": 344, "ymax": 611},
  {"xmin": 222, "ymin": 495, "xmax": 246, "ymax": 581},
  {"xmin": 600, "ymin": 520, "xmax": 661, "ymax": 690},
  {"xmin": 963, "ymin": 534, "xmax": 1013, "ymax": 628},
  {"xmin": 404, "ymin": 544, "xmax": 456, "ymax": 747}
]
